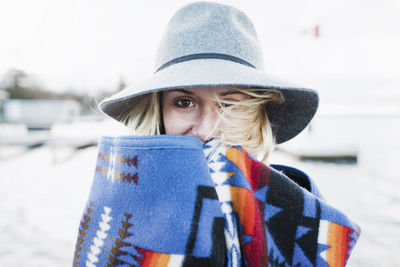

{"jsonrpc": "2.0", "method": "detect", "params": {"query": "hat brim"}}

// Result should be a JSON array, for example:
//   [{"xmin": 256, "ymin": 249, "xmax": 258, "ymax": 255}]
[{"xmin": 99, "ymin": 59, "xmax": 318, "ymax": 144}]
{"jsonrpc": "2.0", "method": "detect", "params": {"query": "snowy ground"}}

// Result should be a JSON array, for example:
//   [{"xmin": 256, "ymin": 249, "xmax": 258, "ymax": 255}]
[
  {"xmin": 1, "ymin": 116, "xmax": 399, "ymax": 267},
  {"xmin": 0, "ymin": 145, "xmax": 96, "ymax": 266}
]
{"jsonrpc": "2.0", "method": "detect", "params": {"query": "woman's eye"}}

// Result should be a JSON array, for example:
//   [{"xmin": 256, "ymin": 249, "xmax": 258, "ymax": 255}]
[
  {"xmin": 219, "ymin": 99, "xmax": 237, "ymax": 108},
  {"xmin": 220, "ymin": 102, "xmax": 232, "ymax": 108},
  {"xmin": 175, "ymin": 99, "xmax": 194, "ymax": 108}
]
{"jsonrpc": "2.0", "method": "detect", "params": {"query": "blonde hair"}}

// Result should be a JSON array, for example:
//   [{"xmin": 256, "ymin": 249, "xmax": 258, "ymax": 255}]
[
  {"xmin": 123, "ymin": 93, "xmax": 162, "ymax": 135},
  {"xmin": 123, "ymin": 88, "xmax": 284, "ymax": 163},
  {"xmin": 216, "ymin": 88, "xmax": 284, "ymax": 163}
]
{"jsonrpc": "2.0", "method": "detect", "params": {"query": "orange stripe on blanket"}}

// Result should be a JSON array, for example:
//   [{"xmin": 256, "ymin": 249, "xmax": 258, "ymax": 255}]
[
  {"xmin": 230, "ymin": 184, "xmax": 266, "ymax": 266},
  {"xmin": 230, "ymin": 186, "xmax": 257, "ymax": 235},
  {"xmin": 226, "ymin": 147, "xmax": 254, "ymax": 186},
  {"xmin": 325, "ymin": 222, "xmax": 353, "ymax": 267},
  {"xmin": 141, "ymin": 250, "xmax": 171, "ymax": 267}
]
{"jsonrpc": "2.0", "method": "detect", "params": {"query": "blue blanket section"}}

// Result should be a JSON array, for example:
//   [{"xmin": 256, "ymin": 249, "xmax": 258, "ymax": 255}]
[
  {"xmin": 83, "ymin": 135, "xmax": 224, "ymax": 258},
  {"xmin": 74, "ymin": 135, "xmax": 360, "ymax": 266}
]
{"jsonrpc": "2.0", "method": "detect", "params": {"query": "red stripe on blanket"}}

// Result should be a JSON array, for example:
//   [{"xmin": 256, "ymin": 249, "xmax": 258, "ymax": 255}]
[{"xmin": 226, "ymin": 147, "xmax": 270, "ymax": 265}]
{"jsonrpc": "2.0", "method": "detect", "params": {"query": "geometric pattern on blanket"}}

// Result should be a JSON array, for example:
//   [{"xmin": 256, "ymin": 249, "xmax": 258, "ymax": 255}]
[
  {"xmin": 203, "ymin": 140, "xmax": 360, "ymax": 267},
  {"xmin": 72, "ymin": 136, "xmax": 360, "ymax": 267}
]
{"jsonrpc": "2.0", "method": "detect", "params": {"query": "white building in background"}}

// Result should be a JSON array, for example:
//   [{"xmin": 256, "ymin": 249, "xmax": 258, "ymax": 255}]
[
  {"xmin": 1, "ymin": 99, "xmax": 81, "ymax": 130},
  {"xmin": 0, "ymin": 89, "xmax": 9, "ymax": 101}
]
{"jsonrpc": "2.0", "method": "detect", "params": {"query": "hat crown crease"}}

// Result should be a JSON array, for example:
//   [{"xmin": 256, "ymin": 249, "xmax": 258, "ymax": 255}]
[{"xmin": 154, "ymin": 2, "xmax": 264, "ymax": 72}]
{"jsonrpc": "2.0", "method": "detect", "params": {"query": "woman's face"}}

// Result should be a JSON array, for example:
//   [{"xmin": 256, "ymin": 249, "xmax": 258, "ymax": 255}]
[{"xmin": 162, "ymin": 86, "xmax": 249, "ymax": 142}]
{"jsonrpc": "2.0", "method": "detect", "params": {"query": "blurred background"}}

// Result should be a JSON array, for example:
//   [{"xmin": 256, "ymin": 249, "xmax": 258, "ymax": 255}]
[{"xmin": 0, "ymin": 0, "xmax": 399, "ymax": 266}]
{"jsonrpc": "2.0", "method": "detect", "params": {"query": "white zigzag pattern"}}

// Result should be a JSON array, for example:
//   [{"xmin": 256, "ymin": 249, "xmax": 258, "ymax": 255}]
[
  {"xmin": 86, "ymin": 206, "xmax": 112, "ymax": 266},
  {"xmin": 207, "ymin": 144, "xmax": 242, "ymax": 267},
  {"xmin": 317, "ymin": 220, "xmax": 329, "ymax": 260},
  {"xmin": 106, "ymin": 151, "xmax": 116, "ymax": 182},
  {"xmin": 209, "ymin": 161, "xmax": 229, "ymax": 185}
]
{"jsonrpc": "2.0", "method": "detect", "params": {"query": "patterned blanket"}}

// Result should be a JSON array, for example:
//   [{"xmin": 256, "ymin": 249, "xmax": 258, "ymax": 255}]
[{"xmin": 73, "ymin": 135, "xmax": 360, "ymax": 267}]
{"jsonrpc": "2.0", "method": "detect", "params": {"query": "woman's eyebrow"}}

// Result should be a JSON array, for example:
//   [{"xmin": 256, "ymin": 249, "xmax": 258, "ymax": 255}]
[
  {"xmin": 220, "ymin": 90, "xmax": 242, "ymax": 96},
  {"xmin": 168, "ymin": 89, "xmax": 194, "ymax": 95}
]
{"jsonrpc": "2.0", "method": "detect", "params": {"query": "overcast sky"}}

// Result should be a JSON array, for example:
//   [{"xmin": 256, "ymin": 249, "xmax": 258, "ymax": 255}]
[{"xmin": 1, "ymin": 0, "xmax": 399, "ymax": 101}]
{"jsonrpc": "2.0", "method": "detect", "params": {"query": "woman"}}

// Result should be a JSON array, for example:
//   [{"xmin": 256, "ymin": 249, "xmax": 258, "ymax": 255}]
[{"xmin": 73, "ymin": 2, "xmax": 359, "ymax": 266}]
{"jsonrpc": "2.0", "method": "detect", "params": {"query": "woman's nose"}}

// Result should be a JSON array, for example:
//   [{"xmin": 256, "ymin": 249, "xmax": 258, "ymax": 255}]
[{"xmin": 192, "ymin": 107, "xmax": 219, "ymax": 142}]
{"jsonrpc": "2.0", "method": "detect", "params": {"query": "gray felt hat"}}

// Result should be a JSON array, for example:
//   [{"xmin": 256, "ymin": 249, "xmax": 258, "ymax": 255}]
[{"xmin": 99, "ymin": 1, "xmax": 319, "ymax": 144}]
